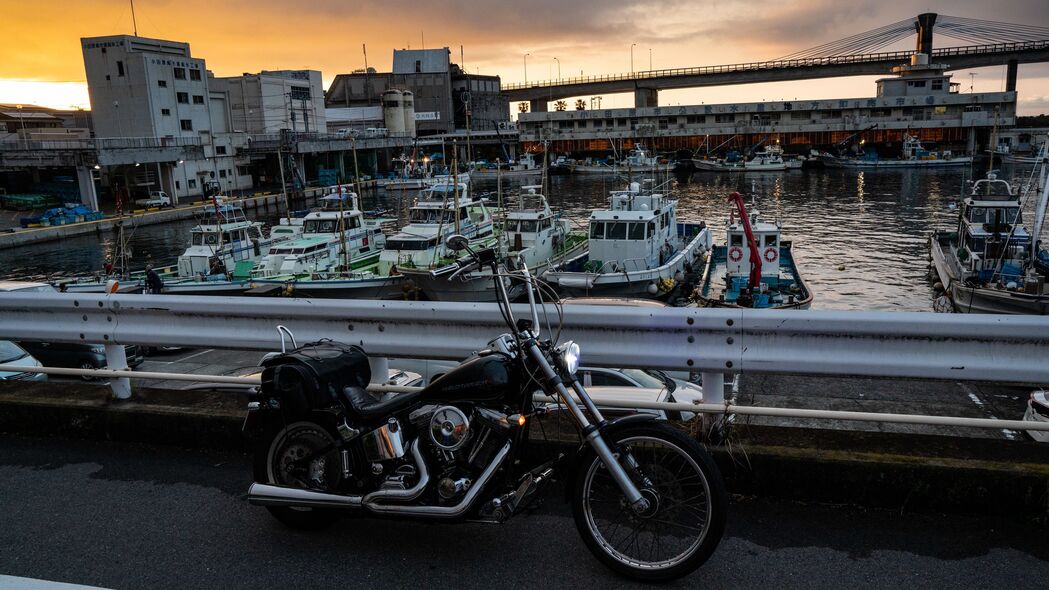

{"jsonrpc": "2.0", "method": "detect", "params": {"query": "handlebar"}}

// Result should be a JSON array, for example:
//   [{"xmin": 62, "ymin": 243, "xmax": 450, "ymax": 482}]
[{"xmin": 429, "ymin": 247, "xmax": 498, "ymax": 278}]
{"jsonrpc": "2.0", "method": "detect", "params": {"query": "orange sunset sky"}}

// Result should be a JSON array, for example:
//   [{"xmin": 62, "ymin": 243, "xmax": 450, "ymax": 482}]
[{"xmin": 1, "ymin": 0, "xmax": 1047, "ymax": 114}]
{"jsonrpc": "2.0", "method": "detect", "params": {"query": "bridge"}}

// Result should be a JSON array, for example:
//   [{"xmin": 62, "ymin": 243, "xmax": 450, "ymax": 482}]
[{"xmin": 503, "ymin": 14, "xmax": 1049, "ymax": 110}]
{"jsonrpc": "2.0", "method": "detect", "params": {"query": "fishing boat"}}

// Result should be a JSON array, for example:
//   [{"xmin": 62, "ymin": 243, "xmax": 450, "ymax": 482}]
[
  {"xmin": 823, "ymin": 134, "xmax": 972, "ymax": 168},
  {"xmin": 57, "ymin": 199, "xmax": 294, "ymax": 295},
  {"xmin": 377, "ymin": 181, "xmax": 497, "ymax": 276},
  {"xmin": 399, "ymin": 186, "xmax": 588, "ymax": 301},
  {"xmin": 543, "ymin": 181, "xmax": 711, "ymax": 299},
  {"xmin": 471, "ymin": 153, "xmax": 544, "ymax": 179},
  {"xmin": 693, "ymin": 193, "xmax": 811, "ymax": 309},
  {"xmin": 929, "ymin": 144, "xmax": 1049, "ymax": 314},
  {"xmin": 573, "ymin": 144, "xmax": 667, "ymax": 174},
  {"xmin": 744, "ymin": 144, "xmax": 787, "ymax": 172},
  {"xmin": 549, "ymin": 155, "xmax": 574, "ymax": 175}
]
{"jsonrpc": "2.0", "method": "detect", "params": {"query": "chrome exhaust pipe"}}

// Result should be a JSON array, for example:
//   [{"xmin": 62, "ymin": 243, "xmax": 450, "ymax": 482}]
[
  {"xmin": 247, "ymin": 483, "xmax": 363, "ymax": 509},
  {"xmin": 364, "ymin": 442, "xmax": 511, "ymax": 517},
  {"xmin": 363, "ymin": 440, "xmax": 430, "ymax": 504}
]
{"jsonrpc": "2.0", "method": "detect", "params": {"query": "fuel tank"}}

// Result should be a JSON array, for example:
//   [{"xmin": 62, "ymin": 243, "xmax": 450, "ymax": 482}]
[{"xmin": 420, "ymin": 353, "xmax": 515, "ymax": 404}]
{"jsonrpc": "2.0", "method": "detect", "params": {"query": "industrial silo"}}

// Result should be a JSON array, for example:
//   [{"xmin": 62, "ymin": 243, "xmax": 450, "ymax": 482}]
[
  {"xmin": 401, "ymin": 90, "xmax": 416, "ymax": 137},
  {"xmin": 382, "ymin": 89, "xmax": 405, "ymax": 135}
]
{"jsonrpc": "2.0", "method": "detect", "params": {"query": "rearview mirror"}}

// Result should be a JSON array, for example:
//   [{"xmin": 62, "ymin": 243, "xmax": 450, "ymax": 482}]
[{"xmin": 446, "ymin": 234, "xmax": 469, "ymax": 252}]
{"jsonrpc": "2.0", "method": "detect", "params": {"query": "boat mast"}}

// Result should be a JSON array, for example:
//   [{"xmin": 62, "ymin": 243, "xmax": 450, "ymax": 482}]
[
  {"xmin": 337, "ymin": 176, "xmax": 350, "ymax": 275},
  {"xmin": 987, "ymin": 107, "xmax": 1001, "ymax": 178},
  {"xmin": 277, "ymin": 148, "xmax": 292, "ymax": 226},
  {"xmin": 1032, "ymin": 137, "xmax": 1049, "ymax": 261},
  {"xmin": 452, "ymin": 140, "xmax": 461, "ymax": 236}
]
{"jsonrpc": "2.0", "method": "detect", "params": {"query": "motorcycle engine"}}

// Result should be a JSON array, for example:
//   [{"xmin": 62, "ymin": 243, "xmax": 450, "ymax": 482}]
[{"xmin": 409, "ymin": 404, "xmax": 511, "ymax": 503}]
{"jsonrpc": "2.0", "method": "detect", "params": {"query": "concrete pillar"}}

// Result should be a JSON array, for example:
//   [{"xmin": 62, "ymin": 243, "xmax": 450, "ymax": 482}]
[
  {"xmin": 1006, "ymin": 59, "xmax": 1018, "ymax": 93},
  {"xmin": 915, "ymin": 13, "xmax": 937, "ymax": 55},
  {"xmin": 529, "ymin": 99, "xmax": 548, "ymax": 113},
  {"xmin": 967, "ymin": 127, "xmax": 977, "ymax": 155},
  {"xmin": 337, "ymin": 151, "xmax": 346, "ymax": 180},
  {"xmin": 634, "ymin": 88, "xmax": 659, "ymax": 108},
  {"xmin": 76, "ymin": 165, "xmax": 99, "ymax": 211}
]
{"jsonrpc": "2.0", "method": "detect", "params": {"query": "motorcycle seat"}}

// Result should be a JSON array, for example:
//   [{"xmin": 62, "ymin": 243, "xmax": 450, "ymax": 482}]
[{"xmin": 341, "ymin": 386, "xmax": 423, "ymax": 420}]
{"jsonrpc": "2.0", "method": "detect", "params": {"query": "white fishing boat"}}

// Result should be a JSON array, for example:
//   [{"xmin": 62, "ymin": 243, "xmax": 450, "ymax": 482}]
[
  {"xmin": 930, "ymin": 144, "xmax": 1049, "ymax": 314},
  {"xmin": 544, "ymin": 181, "xmax": 712, "ymax": 298},
  {"xmin": 574, "ymin": 144, "xmax": 668, "ymax": 174},
  {"xmin": 471, "ymin": 153, "xmax": 544, "ymax": 179},
  {"xmin": 744, "ymin": 144, "xmax": 787, "ymax": 172},
  {"xmin": 399, "ymin": 186, "xmax": 588, "ymax": 301},
  {"xmin": 249, "ymin": 192, "xmax": 385, "ymax": 279},
  {"xmin": 693, "ymin": 193, "xmax": 811, "ymax": 309},
  {"xmin": 378, "ymin": 181, "xmax": 497, "ymax": 276},
  {"xmin": 824, "ymin": 134, "xmax": 972, "ymax": 168}
]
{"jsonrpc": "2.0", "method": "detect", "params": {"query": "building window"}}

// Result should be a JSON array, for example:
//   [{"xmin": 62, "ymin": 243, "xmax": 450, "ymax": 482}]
[
  {"xmin": 193, "ymin": 95, "xmax": 205, "ymax": 105},
  {"xmin": 219, "ymin": 169, "xmax": 227, "ymax": 179},
  {"xmin": 174, "ymin": 67, "xmax": 186, "ymax": 80},
  {"xmin": 117, "ymin": 61, "xmax": 125, "ymax": 76},
  {"xmin": 237, "ymin": 166, "xmax": 250, "ymax": 176},
  {"xmin": 907, "ymin": 80, "xmax": 927, "ymax": 88},
  {"xmin": 190, "ymin": 69, "xmax": 201, "ymax": 81},
  {"xmin": 157, "ymin": 80, "xmax": 167, "ymax": 88},
  {"xmin": 180, "ymin": 119, "xmax": 193, "ymax": 131},
  {"xmin": 177, "ymin": 92, "xmax": 189, "ymax": 104},
  {"xmin": 289, "ymin": 86, "xmax": 311, "ymax": 101},
  {"xmin": 932, "ymin": 80, "xmax": 943, "ymax": 91},
  {"xmin": 188, "ymin": 179, "xmax": 197, "ymax": 189},
  {"xmin": 161, "ymin": 108, "xmax": 171, "ymax": 116},
  {"xmin": 215, "ymin": 146, "xmax": 227, "ymax": 155},
  {"xmin": 175, "ymin": 181, "xmax": 181, "ymax": 190}
]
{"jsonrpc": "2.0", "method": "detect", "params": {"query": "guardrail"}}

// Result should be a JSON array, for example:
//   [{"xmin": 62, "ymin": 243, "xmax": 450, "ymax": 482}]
[
  {"xmin": 502, "ymin": 40, "xmax": 1049, "ymax": 91},
  {"xmin": 1, "ymin": 292, "xmax": 1047, "ymax": 400},
  {"xmin": 2, "ymin": 363, "xmax": 1047, "ymax": 433}
]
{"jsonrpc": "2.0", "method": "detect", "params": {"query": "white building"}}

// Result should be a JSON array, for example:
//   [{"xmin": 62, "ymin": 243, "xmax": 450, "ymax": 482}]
[
  {"xmin": 213, "ymin": 70, "xmax": 326, "ymax": 134},
  {"xmin": 81, "ymin": 35, "xmax": 252, "ymax": 200}
]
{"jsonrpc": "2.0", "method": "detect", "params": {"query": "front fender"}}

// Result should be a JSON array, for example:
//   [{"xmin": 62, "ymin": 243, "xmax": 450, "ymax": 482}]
[{"xmin": 562, "ymin": 413, "xmax": 659, "ymax": 502}]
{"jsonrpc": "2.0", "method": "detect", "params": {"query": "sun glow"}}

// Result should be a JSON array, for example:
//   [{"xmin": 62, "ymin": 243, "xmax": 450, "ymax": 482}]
[{"xmin": 0, "ymin": 80, "xmax": 90, "ymax": 110}]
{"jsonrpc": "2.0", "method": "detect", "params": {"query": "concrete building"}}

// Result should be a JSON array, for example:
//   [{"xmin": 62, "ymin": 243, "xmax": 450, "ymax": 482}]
[
  {"xmin": 212, "ymin": 70, "xmax": 325, "ymax": 134},
  {"xmin": 325, "ymin": 48, "xmax": 509, "ymax": 136},
  {"xmin": 81, "ymin": 34, "xmax": 252, "ymax": 201},
  {"xmin": 518, "ymin": 59, "xmax": 1016, "ymax": 155}
]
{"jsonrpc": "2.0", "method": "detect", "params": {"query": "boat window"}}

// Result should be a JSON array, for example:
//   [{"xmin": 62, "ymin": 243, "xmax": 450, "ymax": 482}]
[
  {"xmin": 648, "ymin": 222, "xmax": 656, "ymax": 236},
  {"xmin": 628, "ymin": 222, "xmax": 646, "ymax": 240},
  {"xmin": 607, "ymin": 222, "xmax": 627, "ymax": 240},
  {"xmin": 192, "ymin": 232, "xmax": 203, "ymax": 246},
  {"xmin": 387, "ymin": 237, "xmax": 439, "ymax": 250},
  {"xmin": 304, "ymin": 220, "xmax": 339, "ymax": 234},
  {"xmin": 663, "ymin": 212, "xmax": 670, "ymax": 228},
  {"xmin": 968, "ymin": 207, "xmax": 986, "ymax": 223},
  {"xmin": 763, "ymin": 235, "xmax": 778, "ymax": 247},
  {"xmin": 520, "ymin": 220, "xmax": 538, "ymax": 233},
  {"xmin": 730, "ymin": 234, "xmax": 743, "ymax": 247},
  {"xmin": 590, "ymin": 222, "xmax": 605, "ymax": 239}
]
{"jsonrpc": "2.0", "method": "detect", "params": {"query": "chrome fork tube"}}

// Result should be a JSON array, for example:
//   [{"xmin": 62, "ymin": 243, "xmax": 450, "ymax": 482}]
[
  {"xmin": 569, "ymin": 378, "xmax": 606, "ymax": 424},
  {"xmin": 524, "ymin": 341, "xmax": 645, "ymax": 509}
]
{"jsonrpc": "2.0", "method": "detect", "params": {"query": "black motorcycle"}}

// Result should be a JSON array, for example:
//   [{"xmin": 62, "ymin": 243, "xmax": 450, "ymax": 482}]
[{"xmin": 244, "ymin": 235, "xmax": 727, "ymax": 581}]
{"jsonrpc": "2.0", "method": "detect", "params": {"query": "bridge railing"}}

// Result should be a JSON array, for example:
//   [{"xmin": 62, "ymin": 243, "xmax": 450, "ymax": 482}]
[
  {"xmin": 502, "ymin": 40, "xmax": 1049, "ymax": 92},
  {"xmin": 0, "ymin": 136, "xmax": 204, "ymax": 152}
]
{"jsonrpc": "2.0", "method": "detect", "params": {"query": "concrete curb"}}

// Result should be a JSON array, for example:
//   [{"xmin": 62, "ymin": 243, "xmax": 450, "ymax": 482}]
[{"xmin": 1, "ymin": 381, "xmax": 1046, "ymax": 520}]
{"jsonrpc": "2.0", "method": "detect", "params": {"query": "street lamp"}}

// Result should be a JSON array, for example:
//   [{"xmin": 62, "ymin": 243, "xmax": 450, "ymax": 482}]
[
  {"xmin": 630, "ymin": 43, "xmax": 636, "ymax": 73},
  {"xmin": 554, "ymin": 57, "xmax": 561, "ymax": 80},
  {"xmin": 524, "ymin": 53, "xmax": 531, "ymax": 83},
  {"xmin": 16, "ymin": 104, "xmax": 27, "ymax": 147},
  {"xmin": 649, "ymin": 48, "xmax": 653, "ymax": 71}
]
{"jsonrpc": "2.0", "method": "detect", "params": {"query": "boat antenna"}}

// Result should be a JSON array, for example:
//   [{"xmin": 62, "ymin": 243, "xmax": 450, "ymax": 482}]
[
  {"xmin": 277, "ymin": 147, "xmax": 292, "ymax": 226},
  {"xmin": 452, "ymin": 140, "xmax": 461, "ymax": 237},
  {"xmin": 130, "ymin": 0, "xmax": 138, "ymax": 36},
  {"xmin": 987, "ymin": 106, "xmax": 1001, "ymax": 178}
]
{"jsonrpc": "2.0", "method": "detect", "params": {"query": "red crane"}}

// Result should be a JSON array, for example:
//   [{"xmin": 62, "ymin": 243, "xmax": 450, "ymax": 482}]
[{"xmin": 727, "ymin": 191, "xmax": 762, "ymax": 291}]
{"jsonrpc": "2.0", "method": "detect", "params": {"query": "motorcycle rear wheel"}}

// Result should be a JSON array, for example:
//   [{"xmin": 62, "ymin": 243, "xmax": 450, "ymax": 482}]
[
  {"xmin": 252, "ymin": 420, "xmax": 344, "ymax": 530},
  {"xmin": 571, "ymin": 423, "xmax": 727, "ymax": 582}
]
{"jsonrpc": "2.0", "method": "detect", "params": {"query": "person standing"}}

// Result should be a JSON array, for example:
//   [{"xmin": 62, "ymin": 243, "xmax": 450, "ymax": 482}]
[{"xmin": 145, "ymin": 264, "xmax": 164, "ymax": 294}]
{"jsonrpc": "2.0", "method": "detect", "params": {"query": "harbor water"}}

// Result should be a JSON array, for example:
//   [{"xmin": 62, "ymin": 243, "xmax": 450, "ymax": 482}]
[{"xmin": 3, "ymin": 166, "xmax": 1045, "ymax": 312}]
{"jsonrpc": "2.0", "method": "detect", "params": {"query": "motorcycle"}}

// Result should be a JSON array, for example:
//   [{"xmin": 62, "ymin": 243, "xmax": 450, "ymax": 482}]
[{"xmin": 243, "ymin": 234, "xmax": 727, "ymax": 581}]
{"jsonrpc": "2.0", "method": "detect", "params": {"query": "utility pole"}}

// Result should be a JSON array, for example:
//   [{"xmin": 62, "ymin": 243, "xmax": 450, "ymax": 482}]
[
  {"xmin": 523, "ymin": 53, "xmax": 530, "ymax": 83},
  {"xmin": 631, "ymin": 43, "xmax": 636, "ymax": 73},
  {"xmin": 130, "ymin": 0, "xmax": 138, "ymax": 36}
]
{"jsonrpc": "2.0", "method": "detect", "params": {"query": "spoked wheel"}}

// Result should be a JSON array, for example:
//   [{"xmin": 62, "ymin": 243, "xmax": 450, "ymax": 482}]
[
  {"xmin": 572, "ymin": 424, "xmax": 727, "ymax": 582},
  {"xmin": 253, "ymin": 420, "xmax": 344, "ymax": 530}
]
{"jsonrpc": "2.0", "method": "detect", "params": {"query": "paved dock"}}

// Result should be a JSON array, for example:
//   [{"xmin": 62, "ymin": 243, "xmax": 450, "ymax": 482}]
[{"xmin": 0, "ymin": 433, "xmax": 1045, "ymax": 589}]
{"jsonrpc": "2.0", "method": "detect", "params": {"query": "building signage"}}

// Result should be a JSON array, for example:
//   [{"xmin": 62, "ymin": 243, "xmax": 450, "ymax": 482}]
[{"xmin": 415, "ymin": 111, "xmax": 441, "ymax": 120}]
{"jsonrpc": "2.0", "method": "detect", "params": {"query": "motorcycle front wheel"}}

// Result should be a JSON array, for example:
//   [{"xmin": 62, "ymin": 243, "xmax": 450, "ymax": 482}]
[{"xmin": 571, "ymin": 423, "xmax": 727, "ymax": 582}]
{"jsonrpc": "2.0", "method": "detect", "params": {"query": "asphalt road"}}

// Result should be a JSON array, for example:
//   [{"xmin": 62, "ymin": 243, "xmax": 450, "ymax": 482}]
[{"xmin": 0, "ymin": 434, "xmax": 1046, "ymax": 590}]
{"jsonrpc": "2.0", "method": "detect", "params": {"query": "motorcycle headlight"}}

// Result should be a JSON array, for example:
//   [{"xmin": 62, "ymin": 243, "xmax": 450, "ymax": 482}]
[{"xmin": 557, "ymin": 341, "xmax": 581, "ymax": 375}]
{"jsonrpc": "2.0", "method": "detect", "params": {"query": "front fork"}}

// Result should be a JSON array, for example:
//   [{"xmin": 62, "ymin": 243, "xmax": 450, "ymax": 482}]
[{"xmin": 524, "ymin": 340, "xmax": 650, "ymax": 513}]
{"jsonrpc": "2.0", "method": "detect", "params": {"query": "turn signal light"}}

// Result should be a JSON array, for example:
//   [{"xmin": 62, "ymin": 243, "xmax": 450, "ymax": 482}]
[{"xmin": 510, "ymin": 414, "xmax": 526, "ymax": 426}]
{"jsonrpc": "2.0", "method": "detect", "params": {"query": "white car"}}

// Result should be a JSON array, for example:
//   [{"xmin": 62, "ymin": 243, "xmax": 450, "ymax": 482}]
[
  {"xmin": 577, "ymin": 367, "xmax": 704, "ymax": 421},
  {"xmin": 1023, "ymin": 390, "xmax": 1049, "ymax": 443}
]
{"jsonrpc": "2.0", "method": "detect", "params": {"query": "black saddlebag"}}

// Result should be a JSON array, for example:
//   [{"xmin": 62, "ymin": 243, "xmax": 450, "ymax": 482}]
[{"xmin": 260, "ymin": 341, "xmax": 371, "ymax": 414}]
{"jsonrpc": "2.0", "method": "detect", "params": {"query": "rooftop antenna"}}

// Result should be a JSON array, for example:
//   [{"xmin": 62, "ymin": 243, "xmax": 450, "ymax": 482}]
[{"xmin": 130, "ymin": 0, "xmax": 138, "ymax": 36}]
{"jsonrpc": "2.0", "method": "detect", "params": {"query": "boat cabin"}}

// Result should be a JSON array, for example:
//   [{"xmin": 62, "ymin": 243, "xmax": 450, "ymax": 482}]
[
  {"xmin": 955, "ymin": 175, "xmax": 1030, "ymax": 282},
  {"xmin": 500, "ymin": 186, "xmax": 560, "ymax": 253},
  {"xmin": 725, "ymin": 209, "xmax": 782, "ymax": 280},
  {"xmin": 587, "ymin": 182, "xmax": 677, "ymax": 272}
]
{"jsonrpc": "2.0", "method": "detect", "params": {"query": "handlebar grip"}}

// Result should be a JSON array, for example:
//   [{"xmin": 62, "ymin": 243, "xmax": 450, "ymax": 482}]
[{"xmin": 430, "ymin": 262, "xmax": 460, "ymax": 278}]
